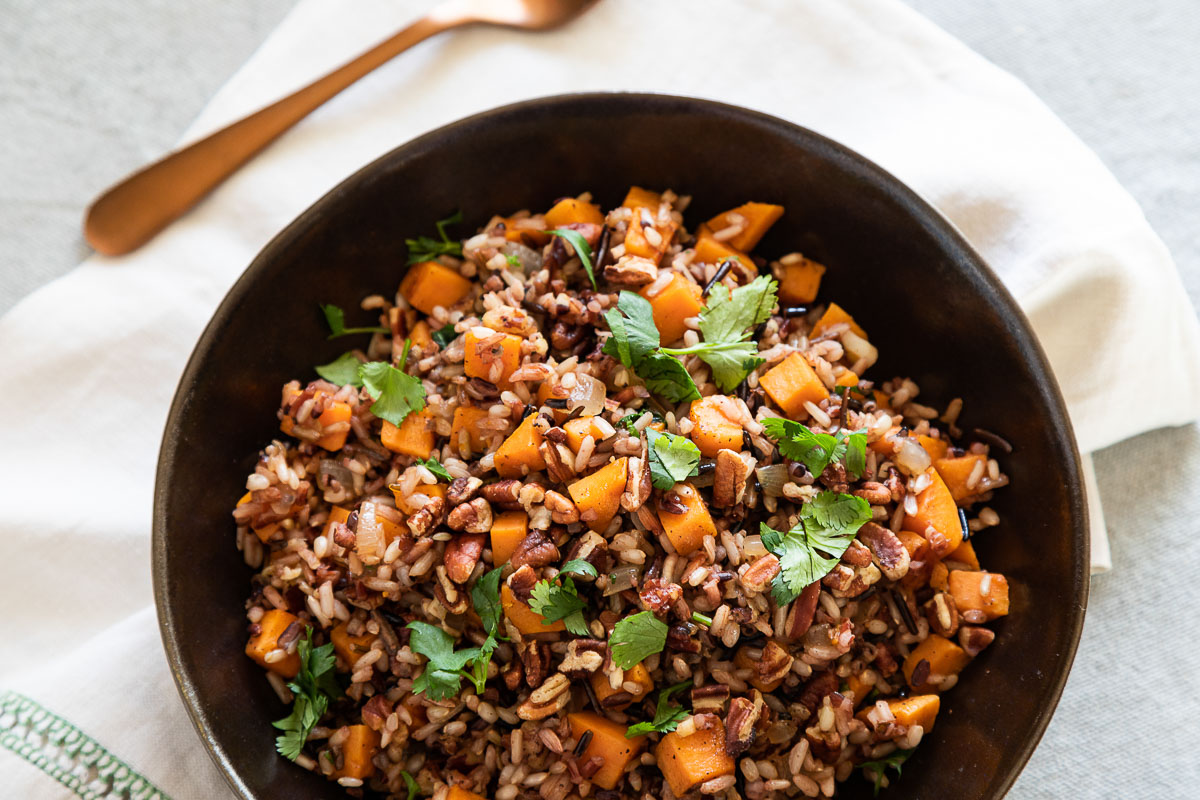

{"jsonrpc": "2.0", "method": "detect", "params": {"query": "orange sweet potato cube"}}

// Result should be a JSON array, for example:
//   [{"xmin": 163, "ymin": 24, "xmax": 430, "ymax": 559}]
[
  {"xmin": 464, "ymin": 328, "xmax": 523, "ymax": 388},
  {"xmin": 398, "ymin": 260, "xmax": 472, "ymax": 316},
  {"xmin": 245, "ymin": 609, "xmax": 302, "ymax": 678},
  {"xmin": 569, "ymin": 712, "xmax": 646, "ymax": 790},
  {"xmin": 494, "ymin": 413, "xmax": 546, "ymax": 478},
  {"xmin": 688, "ymin": 396, "xmax": 744, "ymax": 458},
  {"xmin": 903, "ymin": 634, "xmax": 970, "ymax": 692},
  {"xmin": 777, "ymin": 255, "xmax": 826, "ymax": 304},
  {"xmin": 657, "ymin": 482, "xmax": 717, "ymax": 556},
  {"xmin": 759, "ymin": 353, "xmax": 830, "ymax": 419},
  {"xmin": 703, "ymin": 202, "xmax": 784, "ymax": 252},
  {"xmin": 567, "ymin": 458, "xmax": 628, "ymax": 532},
  {"xmin": 381, "ymin": 407, "xmax": 435, "ymax": 459},
  {"xmin": 949, "ymin": 570, "xmax": 1010, "ymax": 620},
  {"xmin": 639, "ymin": 272, "xmax": 704, "ymax": 345},
  {"xmin": 656, "ymin": 721, "xmax": 734, "ymax": 796},
  {"xmin": 490, "ymin": 510, "xmax": 528, "ymax": 566}
]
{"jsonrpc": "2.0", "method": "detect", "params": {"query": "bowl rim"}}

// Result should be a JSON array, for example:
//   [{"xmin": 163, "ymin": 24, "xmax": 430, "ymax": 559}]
[{"xmin": 153, "ymin": 90, "xmax": 1089, "ymax": 800}]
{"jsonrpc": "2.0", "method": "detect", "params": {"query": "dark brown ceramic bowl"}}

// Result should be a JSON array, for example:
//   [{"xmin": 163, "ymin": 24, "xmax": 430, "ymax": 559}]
[{"xmin": 153, "ymin": 93, "xmax": 1088, "ymax": 800}]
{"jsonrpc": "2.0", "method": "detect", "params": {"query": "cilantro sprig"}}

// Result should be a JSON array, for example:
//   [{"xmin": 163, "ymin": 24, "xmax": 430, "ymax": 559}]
[
  {"xmin": 312, "ymin": 340, "xmax": 427, "ymax": 427},
  {"xmin": 407, "ymin": 622, "xmax": 486, "ymax": 700},
  {"xmin": 610, "ymin": 611, "xmax": 668, "ymax": 669},
  {"xmin": 417, "ymin": 457, "xmax": 452, "ymax": 483},
  {"xmin": 529, "ymin": 572, "xmax": 590, "ymax": 636},
  {"xmin": 602, "ymin": 292, "xmax": 700, "ymax": 403},
  {"xmin": 406, "ymin": 211, "xmax": 463, "ymax": 265},
  {"xmin": 625, "ymin": 680, "xmax": 693, "ymax": 738},
  {"xmin": 545, "ymin": 228, "xmax": 597, "ymax": 289},
  {"xmin": 320, "ymin": 303, "xmax": 389, "ymax": 340},
  {"xmin": 661, "ymin": 275, "xmax": 778, "ymax": 392},
  {"xmin": 762, "ymin": 418, "xmax": 868, "ymax": 479},
  {"xmin": 272, "ymin": 628, "xmax": 341, "ymax": 761},
  {"xmin": 860, "ymin": 749, "xmax": 914, "ymax": 796},
  {"xmin": 431, "ymin": 322, "xmax": 458, "ymax": 348},
  {"xmin": 400, "ymin": 771, "xmax": 423, "ymax": 800},
  {"xmin": 760, "ymin": 491, "xmax": 872, "ymax": 604},
  {"xmin": 645, "ymin": 428, "xmax": 701, "ymax": 490}
]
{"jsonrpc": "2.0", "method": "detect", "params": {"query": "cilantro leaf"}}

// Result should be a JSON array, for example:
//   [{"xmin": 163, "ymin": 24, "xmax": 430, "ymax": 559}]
[
  {"xmin": 602, "ymin": 291, "xmax": 661, "ymax": 368},
  {"xmin": 645, "ymin": 428, "xmax": 701, "ymax": 490},
  {"xmin": 272, "ymin": 628, "xmax": 340, "ymax": 761},
  {"xmin": 505, "ymin": 253, "xmax": 521, "ymax": 268},
  {"xmin": 638, "ymin": 352, "xmax": 701, "ymax": 403},
  {"xmin": 359, "ymin": 343, "xmax": 425, "ymax": 427},
  {"xmin": 405, "ymin": 211, "xmax": 463, "ymax": 265},
  {"xmin": 406, "ymin": 621, "xmax": 482, "ymax": 701},
  {"xmin": 860, "ymin": 748, "xmax": 914, "ymax": 796},
  {"xmin": 617, "ymin": 410, "xmax": 663, "ymax": 435},
  {"xmin": 472, "ymin": 566, "xmax": 505, "ymax": 639},
  {"xmin": 400, "ymin": 771, "xmax": 422, "ymax": 800},
  {"xmin": 545, "ymin": 228, "xmax": 597, "ymax": 289},
  {"xmin": 610, "ymin": 611, "xmax": 668, "ymax": 669},
  {"xmin": 431, "ymin": 323, "xmax": 458, "ymax": 348},
  {"xmin": 529, "ymin": 576, "xmax": 589, "ymax": 636},
  {"xmin": 762, "ymin": 418, "xmax": 868, "ymax": 479},
  {"xmin": 626, "ymin": 680, "xmax": 693, "ymax": 738},
  {"xmin": 662, "ymin": 275, "xmax": 777, "ymax": 391},
  {"xmin": 320, "ymin": 303, "xmax": 389, "ymax": 340},
  {"xmin": 559, "ymin": 559, "xmax": 599, "ymax": 578},
  {"xmin": 761, "ymin": 491, "xmax": 872, "ymax": 604},
  {"xmin": 418, "ymin": 457, "xmax": 452, "ymax": 482},
  {"xmin": 315, "ymin": 351, "xmax": 364, "ymax": 386}
]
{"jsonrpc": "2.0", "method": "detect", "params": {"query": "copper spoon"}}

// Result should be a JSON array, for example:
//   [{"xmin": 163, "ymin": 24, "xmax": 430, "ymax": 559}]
[{"xmin": 83, "ymin": 0, "xmax": 598, "ymax": 257}]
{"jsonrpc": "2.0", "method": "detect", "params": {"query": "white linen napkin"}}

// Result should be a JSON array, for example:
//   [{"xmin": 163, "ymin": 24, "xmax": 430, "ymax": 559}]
[{"xmin": 3, "ymin": 0, "xmax": 1197, "ymax": 795}]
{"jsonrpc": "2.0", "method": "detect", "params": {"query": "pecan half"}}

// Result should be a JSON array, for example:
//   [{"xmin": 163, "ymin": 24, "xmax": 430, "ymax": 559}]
[
  {"xmin": 447, "ymin": 497, "xmax": 493, "ymax": 534},
  {"xmin": 434, "ymin": 566, "xmax": 470, "ymax": 615},
  {"xmin": 857, "ymin": 522, "xmax": 911, "ymax": 581},
  {"xmin": 407, "ymin": 496, "xmax": 447, "ymax": 538},
  {"xmin": 603, "ymin": 254, "xmax": 658, "ymax": 286},
  {"xmin": 444, "ymin": 533, "xmax": 485, "ymax": 584},
  {"xmin": 507, "ymin": 564, "xmax": 539, "ymax": 604},
  {"xmin": 518, "ymin": 674, "xmax": 572, "ymax": 720},
  {"xmin": 543, "ymin": 490, "xmax": 580, "ymax": 524},
  {"xmin": 852, "ymin": 481, "xmax": 892, "ymax": 505},
  {"xmin": 639, "ymin": 578, "xmax": 683, "ymax": 615},
  {"xmin": 691, "ymin": 684, "xmax": 731, "ymax": 712},
  {"xmin": 724, "ymin": 693, "xmax": 763, "ymax": 757},
  {"xmin": 522, "ymin": 641, "xmax": 551, "ymax": 688},
  {"xmin": 925, "ymin": 592, "xmax": 960, "ymax": 637},
  {"xmin": 446, "ymin": 476, "xmax": 483, "ymax": 505},
  {"xmin": 563, "ymin": 531, "xmax": 610, "ymax": 575},
  {"xmin": 740, "ymin": 554, "xmax": 781, "ymax": 595},
  {"xmin": 755, "ymin": 641, "xmax": 794, "ymax": 688},
  {"xmin": 482, "ymin": 479, "xmax": 523, "ymax": 509},
  {"xmin": 782, "ymin": 582, "xmax": 821, "ymax": 641},
  {"xmin": 620, "ymin": 455, "xmax": 652, "ymax": 512},
  {"xmin": 712, "ymin": 449, "xmax": 751, "ymax": 509},
  {"xmin": 959, "ymin": 625, "xmax": 996, "ymax": 657},
  {"xmin": 558, "ymin": 639, "xmax": 606, "ymax": 678},
  {"xmin": 511, "ymin": 529, "xmax": 561, "ymax": 570},
  {"xmin": 539, "ymin": 441, "xmax": 576, "ymax": 485}
]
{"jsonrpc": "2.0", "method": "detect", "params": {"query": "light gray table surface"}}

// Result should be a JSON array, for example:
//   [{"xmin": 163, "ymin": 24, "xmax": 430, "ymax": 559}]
[{"xmin": 3, "ymin": 1, "xmax": 1198, "ymax": 797}]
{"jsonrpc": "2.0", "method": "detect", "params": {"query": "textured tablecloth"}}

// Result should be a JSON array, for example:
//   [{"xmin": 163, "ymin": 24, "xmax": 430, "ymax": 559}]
[{"xmin": 3, "ymin": 1, "xmax": 1200, "ymax": 798}]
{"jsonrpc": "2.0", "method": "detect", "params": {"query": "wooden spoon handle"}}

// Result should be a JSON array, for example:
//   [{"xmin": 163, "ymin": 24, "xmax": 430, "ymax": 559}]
[{"xmin": 84, "ymin": 14, "xmax": 452, "ymax": 256}]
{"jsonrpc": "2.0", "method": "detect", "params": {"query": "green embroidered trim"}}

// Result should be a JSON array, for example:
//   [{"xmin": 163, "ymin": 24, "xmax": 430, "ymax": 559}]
[{"xmin": 0, "ymin": 690, "xmax": 172, "ymax": 800}]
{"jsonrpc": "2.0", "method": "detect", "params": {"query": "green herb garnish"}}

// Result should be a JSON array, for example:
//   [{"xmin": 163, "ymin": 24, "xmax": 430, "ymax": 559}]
[
  {"xmin": 761, "ymin": 418, "xmax": 868, "ymax": 479},
  {"xmin": 645, "ymin": 428, "xmax": 701, "ymax": 490},
  {"xmin": 860, "ymin": 749, "xmax": 914, "ymax": 796},
  {"xmin": 625, "ymin": 680, "xmax": 693, "ymax": 738},
  {"xmin": 405, "ymin": 211, "xmax": 463, "ymax": 265},
  {"xmin": 431, "ymin": 322, "xmax": 458, "ymax": 348},
  {"xmin": 760, "ymin": 491, "xmax": 872, "ymax": 604},
  {"xmin": 690, "ymin": 612, "xmax": 713, "ymax": 627},
  {"xmin": 314, "ymin": 351, "xmax": 364, "ymax": 386},
  {"xmin": 602, "ymin": 292, "xmax": 700, "ymax": 403},
  {"xmin": 505, "ymin": 253, "xmax": 522, "ymax": 268},
  {"xmin": 400, "ymin": 770, "xmax": 422, "ymax": 800},
  {"xmin": 545, "ymin": 228, "xmax": 597, "ymax": 289},
  {"xmin": 320, "ymin": 303, "xmax": 389, "ymax": 340},
  {"xmin": 559, "ymin": 559, "xmax": 599, "ymax": 578},
  {"xmin": 406, "ymin": 621, "xmax": 485, "ymax": 700},
  {"xmin": 529, "ymin": 574, "xmax": 590, "ymax": 636},
  {"xmin": 272, "ymin": 628, "xmax": 341, "ymax": 761},
  {"xmin": 417, "ymin": 457, "xmax": 452, "ymax": 482},
  {"xmin": 609, "ymin": 611, "xmax": 668, "ymax": 669},
  {"xmin": 358, "ymin": 340, "xmax": 426, "ymax": 426}
]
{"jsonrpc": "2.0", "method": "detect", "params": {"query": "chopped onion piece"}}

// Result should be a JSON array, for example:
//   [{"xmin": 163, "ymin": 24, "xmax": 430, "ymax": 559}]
[
  {"xmin": 355, "ymin": 501, "xmax": 383, "ymax": 566},
  {"xmin": 894, "ymin": 437, "xmax": 932, "ymax": 477},
  {"xmin": 567, "ymin": 374, "xmax": 606, "ymax": 416},
  {"xmin": 755, "ymin": 463, "xmax": 790, "ymax": 497},
  {"xmin": 604, "ymin": 566, "xmax": 640, "ymax": 596}
]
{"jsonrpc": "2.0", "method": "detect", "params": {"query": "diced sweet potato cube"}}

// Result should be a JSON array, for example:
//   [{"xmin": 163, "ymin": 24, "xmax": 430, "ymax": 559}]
[
  {"xmin": 688, "ymin": 396, "xmax": 744, "ymax": 458},
  {"xmin": 536, "ymin": 381, "xmax": 570, "ymax": 423},
  {"xmin": 656, "ymin": 720, "xmax": 734, "ymax": 797},
  {"xmin": 446, "ymin": 788, "xmax": 486, "ymax": 800},
  {"xmin": 623, "ymin": 186, "xmax": 662, "ymax": 211},
  {"xmin": 949, "ymin": 571, "xmax": 1010, "ymax": 620},
  {"xmin": 398, "ymin": 260, "xmax": 472, "ymax": 316},
  {"xmin": 409, "ymin": 319, "xmax": 435, "ymax": 351},
  {"xmin": 245, "ymin": 609, "xmax": 301, "ymax": 678},
  {"xmin": 545, "ymin": 197, "xmax": 605, "ymax": 227},
  {"xmin": 759, "ymin": 353, "xmax": 830, "ymax": 419},
  {"xmin": 947, "ymin": 540, "xmax": 981, "ymax": 570},
  {"xmin": 929, "ymin": 560, "xmax": 950, "ymax": 592},
  {"xmin": 835, "ymin": 370, "xmax": 859, "ymax": 388},
  {"xmin": 314, "ymin": 401, "xmax": 352, "ymax": 451},
  {"xmin": 501, "ymin": 217, "xmax": 551, "ymax": 248},
  {"xmin": 692, "ymin": 229, "xmax": 756, "ymax": 274},
  {"xmin": 657, "ymin": 482, "xmax": 717, "ymax": 556},
  {"xmin": 237, "ymin": 492, "xmax": 281, "ymax": 543},
  {"xmin": 935, "ymin": 454, "xmax": 987, "ymax": 503},
  {"xmin": 811, "ymin": 302, "xmax": 867, "ymax": 339},
  {"xmin": 903, "ymin": 634, "xmax": 970, "ymax": 692},
  {"xmin": 589, "ymin": 663, "xmax": 653, "ymax": 710},
  {"xmin": 464, "ymin": 328, "xmax": 523, "ymax": 388},
  {"xmin": 490, "ymin": 510, "xmax": 529, "ymax": 566},
  {"xmin": 704, "ymin": 202, "xmax": 784, "ymax": 252},
  {"xmin": 391, "ymin": 482, "xmax": 446, "ymax": 516},
  {"xmin": 381, "ymin": 407, "xmax": 435, "ymax": 459},
  {"xmin": 568, "ymin": 458, "xmax": 628, "ymax": 532},
  {"xmin": 563, "ymin": 416, "xmax": 609, "ymax": 452},
  {"xmin": 896, "ymin": 530, "xmax": 931, "ymax": 563},
  {"xmin": 639, "ymin": 272, "xmax": 704, "ymax": 345},
  {"xmin": 494, "ymin": 414, "xmax": 546, "ymax": 478},
  {"xmin": 569, "ymin": 711, "xmax": 647, "ymax": 790},
  {"xmin": 777, "ymin": 254, "xmax": 826, "ymax": 304},
  {"xmin": 501, "ymin": 584, "xmax": 564, "ymax": 634},
  {"xmin": 902, "ymin": 468, "xmax": 963, "ymax": 557},
  {"xmin": 886, "ymin": 694, "xmax": 941, "ymax": 732},
  {"xmin": 918, "ymin": 435, "xmax": 949, "ymax": 462},
  {"xmin": 331, "ymin": 623, "xmax": 377, "ymax": 668},
  {"xmin": 844, "ymin": 673, "xmax": 874, "ymax": 707},
  {"xmin": 625, "ymin": 213, "xmax": 678, "ymax": 264},
  {"xmin": 331, "ymin": 724, "xmax": 379, "ymax": 780},
  {"xmin": 450, "ymin": 405, "xmax": 490, "ymax": 456}
]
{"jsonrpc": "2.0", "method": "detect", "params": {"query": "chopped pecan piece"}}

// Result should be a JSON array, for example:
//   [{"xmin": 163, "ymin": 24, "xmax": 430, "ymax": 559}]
[
  {"xmin": 724, "ymin": 692, "xmax": 764, "ymax": 757},
  {"xmin": 798, "ymin": 671, "xmax": 839, "ymax": 714},
  {"xmin": 873, "ymin": 642, "xmax": 899, "ymax": 677},
  {"xmin": 550, "ymin": 321, "xmax": 584, "ymax": 351},
  {"xmin": 959, "ymin": 625, "xmax": 995, "ymax": 657},
  {"xmin": 503, "ymin": 660, "xmax": 524, "ymax": 691},
  {"xmin": 739, "ymin": 554, "xmax": 781, "ymax": 595},
  {"xmin": 482, "ymin": 479, "xmax": 523, "ymax": 509},
  {"xmin": 754, "ymin": 642, "xmax": 794, "ymax": 688},
  {"xmin": 712, "ymin": 449, "xmax": 751, "ymax": 509},
  {"xmin": 823, "ymin": 562, "xmax": 880, "ymax": 599},
  {"xmin": 558, "ymin": 639, "xmax": 606, "ymax": 678},
  {"xmin": 841, "ymin": 539, "xmax": 873, "ymax": 568},
  {"xmin": 507, "ymin": 564, "xmax": 539, "ymax": 604},
  {"xmin": 925, "ymin": 592, "xmax": 959, "ymax": 637},
  {"xmin": 361, "ymin": 694, "xmax": 393, "ymax": 732},
  {"xmin": 691, "ymin": 684, "xmax": 731, "ymax": 712},
  {"xmin": 640, "ymin": 578, "xmax": 683, "ymax": 614},
  {"xmin": 857, "ymin": 522, "xmax": 911, "ymax": 581},
  {"xmin": 666, "ymin": 623, "xmax": 701, "ymax": 653},
  {"xmin": 518, "ymin": 674, "xmax": 572, "ymax": 720},
  {"xmin": 603, "ymin": 254, "xmax": 658, "ymax": 286},
  {"xmin": 852, "ymin": 481, "xmax": 892, "ymax": 505},
  {"xmin": 658, "ymin": 491, "xmax": 687, "ymax": 515},
  {"xmin": 620, "ymin": 456, "xmax": 652, "ymax": 512},
  {"xmin": 446, "ymin": 476, "xmax": 483, "ymax": 505},
  {"xmin": 563, "ymin": 531, "xmax": 610, "ymax": 575},
  {"xmin": 443, "ymin": 533, "xmax": 485, "ymax": 584},
  {"xmin": 447, "ymin": 497, "xmax": 493, "ymax": 534},
  {"xmin": 510, "ymin": 529, "xmax": 561, "ymax": 570},
  {"xmin": 434, "ymin": 566, "xmax": 470, "ymax": 615},
  {"xmin": 543, "ymin": 490, "xmax": 580, "ymax": 524},
  {"xmin": 407, "ymin": 496, "xmax": 446, "ymax": 538},
  {"xmin": 539, "ymin": 441, "xmax": 576, "ymax": 485},
  {"xmin": 522, "ymin": 641, "xmax": 551, "ymax": 688},
  {"xmin": 635, "ymin": 504, "xmax": 664, "ymax": 536}
]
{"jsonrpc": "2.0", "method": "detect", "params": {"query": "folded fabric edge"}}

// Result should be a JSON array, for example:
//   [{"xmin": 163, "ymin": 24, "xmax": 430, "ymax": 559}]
[
  {"xmin": 0, "ymin": 689, "xmax": 172, "ymax": 800},
  {"xmin": 1081, "ymin": 452, "xmax": 1110, "ymax": 574}
]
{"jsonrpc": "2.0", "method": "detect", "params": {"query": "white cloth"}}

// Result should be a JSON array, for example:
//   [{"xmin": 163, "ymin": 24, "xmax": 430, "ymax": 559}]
[{"xmin": 3, "ymin": 0, "xmax": 1196, "ymax": 796}]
